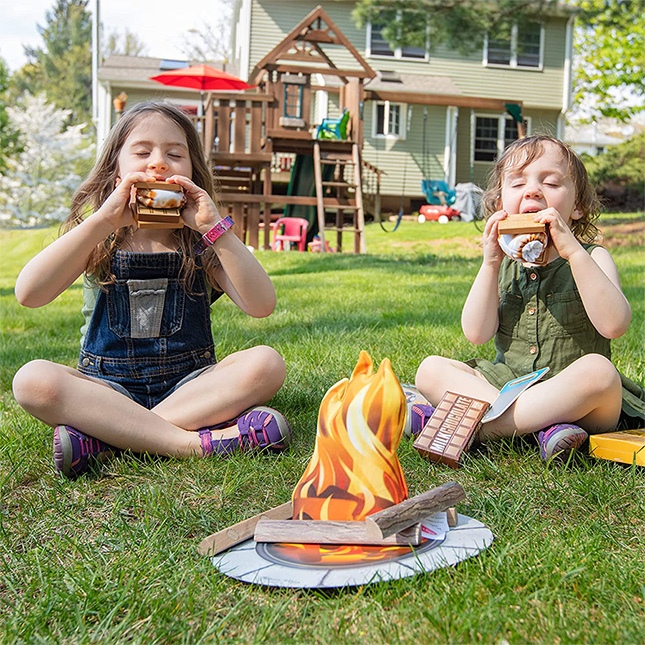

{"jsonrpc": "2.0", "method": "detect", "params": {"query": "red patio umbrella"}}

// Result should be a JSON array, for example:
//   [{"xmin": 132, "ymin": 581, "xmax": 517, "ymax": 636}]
[{"xmin": 150, "ymin": 64, "xmax": 254, "ymax": 103}]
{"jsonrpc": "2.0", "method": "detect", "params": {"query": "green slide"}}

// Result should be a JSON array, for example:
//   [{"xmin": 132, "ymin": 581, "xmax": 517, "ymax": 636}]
[{"xmin": 284, "ymin": 155, "xmax": 334, "ymax": 243}]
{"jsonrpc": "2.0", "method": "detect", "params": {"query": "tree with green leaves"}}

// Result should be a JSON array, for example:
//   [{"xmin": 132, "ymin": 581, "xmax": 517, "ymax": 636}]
[
  {"xmin": 352, "ymin": 1, "xmax": 642, "ymax": 122},
  {"xmin": 0, "ymin": 57, "xmax": 22, "ymax": 173},
  {"xmin": 573, "ymin": 0, "xmax": 644, "ymax": 121},
  {"xmin": 24, "ymin": 0, "xmax": 92, "ymax": 126}
]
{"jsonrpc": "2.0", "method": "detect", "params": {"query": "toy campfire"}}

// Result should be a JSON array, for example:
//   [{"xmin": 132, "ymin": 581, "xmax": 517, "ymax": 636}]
[{"xmin": 199, "ymin": 353, "xmax": 493, "ymax": 587}]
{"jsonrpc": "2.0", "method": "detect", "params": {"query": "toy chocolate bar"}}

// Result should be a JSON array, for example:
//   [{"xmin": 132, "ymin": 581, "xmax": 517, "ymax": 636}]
[
  {"xmin": 498, "ymin": 213, "xmax": 549, "ymax": 265},
  {"xmin": 413, "ymin": 392, "xmax": 489, "ymax": 468},
  {"xmin": 130, "ymin": 181, "xmax": 185, "ymax": 229}
]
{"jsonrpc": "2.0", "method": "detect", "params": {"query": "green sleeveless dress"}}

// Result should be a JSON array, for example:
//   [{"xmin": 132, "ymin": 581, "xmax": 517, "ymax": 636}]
[{"xmin": 466, "ymin": 244, "xmax": 644, "ymax": 430}]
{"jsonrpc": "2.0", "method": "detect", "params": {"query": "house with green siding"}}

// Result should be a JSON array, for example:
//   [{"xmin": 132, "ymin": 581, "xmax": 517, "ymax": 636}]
[{"xmin": 231, "ymin": 0, "xmax": 575, "ymax": 211}]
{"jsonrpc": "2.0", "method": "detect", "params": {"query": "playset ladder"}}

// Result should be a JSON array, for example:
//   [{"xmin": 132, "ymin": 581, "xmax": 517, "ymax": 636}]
[{"xmin": 313, "ymin": 141, "xmax": 365, "ymax": 253}]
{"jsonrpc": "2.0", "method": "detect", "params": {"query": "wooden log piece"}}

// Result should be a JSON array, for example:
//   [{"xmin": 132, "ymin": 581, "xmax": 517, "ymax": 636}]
[
  {"xmin": 365, "ymin": 481, "xmax": 466, "ymax": 540},
  {"xmin": 197, "ymin": 502, "xmax": 292, "ymax": 557},
  {"xmin": 446, "ymin": 507, "xmax": 458, "ymax": 527},
  {"xmin": 254, "ymin": 519, "xmax": 422, "ymax": 546}
]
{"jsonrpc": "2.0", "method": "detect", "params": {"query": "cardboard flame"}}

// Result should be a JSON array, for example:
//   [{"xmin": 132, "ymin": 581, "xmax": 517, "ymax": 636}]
[{"xmin": 292, "ymin": 351, "xmax": 408, "ymax": 521}]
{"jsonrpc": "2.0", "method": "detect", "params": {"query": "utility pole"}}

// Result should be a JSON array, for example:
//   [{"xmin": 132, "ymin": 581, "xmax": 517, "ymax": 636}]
[{"xmin": 91, "ymin": 0, "xmax": 100, "ymax": 130}]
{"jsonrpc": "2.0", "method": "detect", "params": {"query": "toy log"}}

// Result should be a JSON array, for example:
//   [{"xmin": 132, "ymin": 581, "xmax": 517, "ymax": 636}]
[
  {"xmin": 254, "ymin": 520, "xmax": 422, "ymax": 546},
  {"xmin": 197, "ymin": 501, "xmax": 292, "ymax": 557},
  {"xmin": 365, "ymin": 481, "xmax": 466, "ymax": 540}
]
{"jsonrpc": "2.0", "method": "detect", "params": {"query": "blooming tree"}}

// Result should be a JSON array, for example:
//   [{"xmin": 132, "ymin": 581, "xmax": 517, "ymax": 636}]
[{"xmin": 0, "ymin": 94, "xmax": 93, "ymax": 227}]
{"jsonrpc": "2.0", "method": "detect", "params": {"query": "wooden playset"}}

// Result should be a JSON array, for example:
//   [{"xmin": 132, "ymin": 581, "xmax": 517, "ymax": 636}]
[{"xmin": 195, "ymin": 6, "xmax": 382, "ymax": 253}]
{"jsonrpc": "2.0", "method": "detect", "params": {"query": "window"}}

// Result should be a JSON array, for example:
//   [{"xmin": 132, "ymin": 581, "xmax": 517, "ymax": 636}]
[
  {"xmin": 284, "ymin": 84, "xmax": 303, "ymax": 119},
  {"xmin": 374, "ymin": 101, "xmax": 405, "ymax": 138},
  {"xmin": 484, "ymin": 22, "xmax": 542, "ymax": 69},
  {"xmin": 474, "ymin": 116, "xmax": 530, "ymax": 162},
  {"xmin": 370, "ymin": 24, "xmax": 395, "ymax": 57},
  {"xmin": 368, "ymin": 19, "xmax": 427, "ymax": 59}
]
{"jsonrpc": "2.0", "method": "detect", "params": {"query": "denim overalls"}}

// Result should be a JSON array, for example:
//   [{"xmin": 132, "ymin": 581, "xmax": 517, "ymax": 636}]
[{"xmin": 78, "ymin": 251, "xmax": 218, "ymax": 408}]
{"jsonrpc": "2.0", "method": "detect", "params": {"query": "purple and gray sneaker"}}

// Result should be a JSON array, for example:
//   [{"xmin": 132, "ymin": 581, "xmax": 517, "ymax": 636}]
[
  {"xmin": 404, "ymin": 401, "xmax": 436, "ymax": 438},
  {"xmin": 538, "ymin": 423, "xmax": 588, "ymax": 462},
  {"xmin": 53, "ymin": 425, "xmax": 117, "ymax": 478},
  {"xmin": 199, "ymin": 406, "xmax": 292, "ymax": 457}
]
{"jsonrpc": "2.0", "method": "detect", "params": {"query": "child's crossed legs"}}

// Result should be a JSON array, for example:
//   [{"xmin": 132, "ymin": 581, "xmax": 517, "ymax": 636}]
[
  {"xmin": 12, "ymin": 345, "xmax": 286, "ymax": 459},
  {"xmin": 415, "ymin": 353, "xmax": 622, "ymax": 442}
]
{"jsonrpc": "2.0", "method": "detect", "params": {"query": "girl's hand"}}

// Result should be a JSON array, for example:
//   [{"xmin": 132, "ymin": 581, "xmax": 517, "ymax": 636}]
[
  {"xmin": 482, "ymin": 210, "xmax": 508, "ymax": 267},
  {"xmin": 167, "ymin": 175, "xmax": 222, "ymax": 233},
  {"xmin": 533, "ymin": 207, "xmax": 582, "ymax": 261},
  {"xmin": 99, "ymin": 172, "xmax": 154, "ymax": 230}
]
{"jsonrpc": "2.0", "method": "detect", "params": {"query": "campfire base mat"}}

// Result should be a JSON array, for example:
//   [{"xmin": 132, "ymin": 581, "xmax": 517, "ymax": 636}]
[{"xmin": 210, "ymin": 513, "xmax": 493, "ymax": 588}]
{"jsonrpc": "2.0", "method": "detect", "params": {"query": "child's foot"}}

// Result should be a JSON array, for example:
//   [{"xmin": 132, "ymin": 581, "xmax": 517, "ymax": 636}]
[
  {"xmin": 53, "ymin": 425, "xmax": 117, "ymax": 478},
  {"xmin": 198, "ymin": 406, "xmax": 292, "ymax": 456},
  {"xmin": 538, "ymin": 423, "xmax": 588, "ymax": 462},
  {"xmin": 404, "ymin": 401, "xmax": 436, "ymax": 438}
]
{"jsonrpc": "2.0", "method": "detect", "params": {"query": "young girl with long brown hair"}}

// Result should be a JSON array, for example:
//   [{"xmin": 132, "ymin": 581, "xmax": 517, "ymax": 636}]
[{"xmin": 13, "ymin": 101, "xmax": 291, "ymax": 477}]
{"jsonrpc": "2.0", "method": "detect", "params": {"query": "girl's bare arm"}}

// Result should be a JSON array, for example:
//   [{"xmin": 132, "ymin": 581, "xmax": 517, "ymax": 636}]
[
  {"xmin": 570, "ymin": 246, "xmax": 631, "ymax": 338},
  {"xmin": 535, "ymin": 208, "xmax": 631, "ymax": 338},
  {"xmin": 461, "ymin": 211, "xmax": 506, "ymax": 344},
  {"xmin": 14, "ymin": 173, "xmax": 149, "ymax": 308},
  {"xmin": 170, "ymin": 175, "xmax": 276, "ymax": 318}
]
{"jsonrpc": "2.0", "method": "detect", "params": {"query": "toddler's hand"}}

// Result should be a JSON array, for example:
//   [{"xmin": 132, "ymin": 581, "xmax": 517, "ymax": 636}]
[
  {"xmin": 532, "ymin": 207, "xmax": 582, "ymax": 260},
  {"xmin": 167, "ymin": 175, "xmax": 222, "ymax": 233},
  {"xmin": 482, "ymin": 210, "xmax": 507, "ymax": 267}
]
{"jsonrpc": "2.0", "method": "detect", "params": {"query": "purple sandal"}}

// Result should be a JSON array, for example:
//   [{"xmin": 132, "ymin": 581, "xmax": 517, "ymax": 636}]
[
  {"xmin": 199, "ymin": 406, "xmax": 292, "ymax": 456},
  {"xmin": 53, "ymin": 425, "xmax": 117, "ymax": 478}
]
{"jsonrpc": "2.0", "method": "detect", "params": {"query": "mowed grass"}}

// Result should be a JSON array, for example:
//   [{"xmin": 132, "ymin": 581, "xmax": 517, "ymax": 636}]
[{"xmin": 0, "ymin": 215, "xmax": 643, "ymax": 643}]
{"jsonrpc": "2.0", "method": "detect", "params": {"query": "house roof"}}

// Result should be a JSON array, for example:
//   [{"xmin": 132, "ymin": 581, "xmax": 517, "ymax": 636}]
[
  {"xmin": 99, "ymin": 55, "xmax": 233, "ymax": 88},
  {"xmin": 248, "ymin": 5, "xmax": 376, "ymax": 85},
  {"xmin": 365, "ymin": 71, "xmax": 461, "ymax": 96}
]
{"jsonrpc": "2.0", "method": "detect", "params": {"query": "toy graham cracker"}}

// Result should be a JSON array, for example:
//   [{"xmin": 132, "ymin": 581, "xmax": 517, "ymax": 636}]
[
  {"xmin": 498, "ymin": 213, "xmax": 549, "ymax": 265},
  {"xmin": 130, "ymin": 181, "xmax": 185, "ymax": 229},
  {"xmin": 589, "ymin": 430, "xmax": 645, "ymax": 466}
]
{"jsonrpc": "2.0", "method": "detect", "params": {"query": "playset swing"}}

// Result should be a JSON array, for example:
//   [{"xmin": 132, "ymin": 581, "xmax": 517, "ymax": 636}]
[{"xmin": 419, "ymin": 107, "xmax": 460, "ymax": 222}]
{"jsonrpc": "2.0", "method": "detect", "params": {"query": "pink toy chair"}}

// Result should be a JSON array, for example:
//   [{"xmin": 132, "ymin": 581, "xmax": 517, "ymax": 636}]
[{"xmin": 271, "ymin": 217, "xmax": 309, "ymax": 252}]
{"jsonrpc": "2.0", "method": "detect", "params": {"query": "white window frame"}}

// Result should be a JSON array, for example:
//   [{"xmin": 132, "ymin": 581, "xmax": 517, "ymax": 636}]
[
  {"xmin": 372, "ymin": 101, "xmax": 407, "ymax": 140},
  {"xmin": 472, "ymin": 114, "xmax": 532, "ymax": 164},
  {"xmin": 366, "ymin": 18, "xmax": 429, "ymax": 61},
  {"xmin": 483, "ymin": 23, "xmax": 544, "ymax": 70}
]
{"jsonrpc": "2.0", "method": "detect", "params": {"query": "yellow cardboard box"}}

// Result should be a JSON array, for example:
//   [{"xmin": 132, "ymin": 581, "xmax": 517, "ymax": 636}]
[{"xmin": 589, "ymin": 430, "xmax": 645, "ymax": 466}]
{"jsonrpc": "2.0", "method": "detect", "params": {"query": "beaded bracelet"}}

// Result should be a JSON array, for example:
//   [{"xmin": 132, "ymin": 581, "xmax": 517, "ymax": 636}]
[{"xmin": 193, "ymin": 216, "xmax": 234, "ymax": 255}]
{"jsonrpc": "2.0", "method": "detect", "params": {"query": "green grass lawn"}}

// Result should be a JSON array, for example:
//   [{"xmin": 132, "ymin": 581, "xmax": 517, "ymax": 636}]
[{"xmin": 1, "ymin": 216, "xmax": 643, "ymax": 643}]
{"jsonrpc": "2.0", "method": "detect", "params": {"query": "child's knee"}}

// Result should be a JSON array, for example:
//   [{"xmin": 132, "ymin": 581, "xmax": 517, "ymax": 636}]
[
  {"xmin": 573, "ymin": 354, "xmax": 621, "ymax": 395},
  {"xmin": 12, "ymin": 360, "xmax": 64, "ymax": 411},
  {"xmin": 415, "ymin": 355, "xmax": 447, "ymax": 386},
  {"xmin": 247, "ymin": 346, "xmax": 286, "ymax": 385}
]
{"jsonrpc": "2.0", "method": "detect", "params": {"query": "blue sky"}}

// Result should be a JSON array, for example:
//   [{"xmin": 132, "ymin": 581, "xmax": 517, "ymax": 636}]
[{"xmin": 1, "ymin": 1, "xmax": 231, "ymax": 71}]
